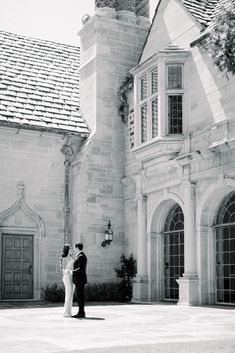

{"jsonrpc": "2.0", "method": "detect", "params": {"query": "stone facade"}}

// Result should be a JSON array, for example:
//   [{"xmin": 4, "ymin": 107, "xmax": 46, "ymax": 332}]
[
  {"xmin": 122, "ymin": 0, "xmax": 235, "ymax": 305},
  {"xmin": 74, "ymin": 6, "xmax": 150, "ymax": 283},
  {"xmin": 1, "ymin": 0, "xmax": 235, "ymax": 306}
]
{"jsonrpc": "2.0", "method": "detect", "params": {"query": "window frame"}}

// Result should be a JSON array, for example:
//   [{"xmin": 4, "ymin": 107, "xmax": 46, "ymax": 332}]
[
  {"xmin": 137, "ymin": 65, "xmax": 159, "ymax": 144},
  {"xmin": 166, "ymin": 63, "xmax": 184, "ymax": 136}
]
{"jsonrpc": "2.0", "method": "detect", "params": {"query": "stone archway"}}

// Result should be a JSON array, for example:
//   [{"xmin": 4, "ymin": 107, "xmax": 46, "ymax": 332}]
[
  {"xmin": 197, "ymin": 176, "xmax": 235, "ymax": 304},
  {"xmin": 148, "ymin": 191, "xmax": 184, "ymax": 302},
  {"xmin": 0, "ymin": 181, "xmax": 45, "ymax": 300}
]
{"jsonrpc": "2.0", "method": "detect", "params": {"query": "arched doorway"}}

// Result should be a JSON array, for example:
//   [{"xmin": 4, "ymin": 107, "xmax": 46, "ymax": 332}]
[
  {"xmin": 163, "ymin": 204, "xmax": 184, "ymax": 301},
  {"xmin": 215, "ymin": 192, "xmax": 235, "ymax": 304}
]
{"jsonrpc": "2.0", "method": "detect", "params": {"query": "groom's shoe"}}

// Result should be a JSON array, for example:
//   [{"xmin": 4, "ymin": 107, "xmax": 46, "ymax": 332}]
[{"xmin": 72, "ymin": 313, "xmax": 86, "ymax": 319}]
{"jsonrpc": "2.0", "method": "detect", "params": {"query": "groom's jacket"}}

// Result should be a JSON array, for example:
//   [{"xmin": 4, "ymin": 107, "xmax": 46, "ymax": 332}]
[{"xmin": 72, "ymin": 251, "xmax": 87, "ymax": 286}]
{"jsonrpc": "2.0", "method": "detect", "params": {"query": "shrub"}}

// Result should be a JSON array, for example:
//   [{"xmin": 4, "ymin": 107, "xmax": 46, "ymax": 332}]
[
  {"xmin": 114, "ymin": 254, "xmax": 137, "ymax": 301},
  {"xmin": 206, "ymin": 6, "xmax": 235, "ymax": 77},
  {"xmin": 41, "ymin": 283, "xmax": 65, "ymax": 302},
  {"xmin": 85, "ymin": 282, "xmax": 123, "ymax": 302},
  {"xmin": 41, "ymin": 281, "xmax": 123, "ymax": 303}
]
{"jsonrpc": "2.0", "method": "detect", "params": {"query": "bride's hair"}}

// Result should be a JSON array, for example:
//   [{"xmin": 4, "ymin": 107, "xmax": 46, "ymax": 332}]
[
  {"xmin": 61, "ymin": 245, "xmax": 70, "ymax": 258},
  {"xmin": 60, "ymin": 244, "xmax": 70, "ymax": 270}
]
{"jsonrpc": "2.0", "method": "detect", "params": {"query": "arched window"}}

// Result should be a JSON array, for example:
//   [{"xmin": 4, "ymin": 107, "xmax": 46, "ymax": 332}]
[
  {"xmin": 215, "ymin": 192, "xmax": 235, "ymax": 304},
  {"xmin": 163, "ymin": 204, "xmax": 184, "ymax": 301},
  {"xmin": 216, "ymin": 193, "xmax": 235, "ymax": 225},
  {"xmin": 164, "ymin": 204, "xmax": 184, "ymax": 232}
]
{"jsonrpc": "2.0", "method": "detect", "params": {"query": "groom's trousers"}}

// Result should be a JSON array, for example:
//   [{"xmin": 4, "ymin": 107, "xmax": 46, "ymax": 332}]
[{"xmin": 75, "ymin": 284, "xmax": 85, "ymax": 315}]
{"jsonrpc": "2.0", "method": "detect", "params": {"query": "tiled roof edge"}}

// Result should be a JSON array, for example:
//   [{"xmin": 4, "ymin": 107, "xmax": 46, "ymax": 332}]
[
  {"xmin": 0, "ymin": 120, "xmax": 90, "ymax": 137},
  {"xmin": 0, "ymin": 30, "xmax": 80, "ymax": 50}
]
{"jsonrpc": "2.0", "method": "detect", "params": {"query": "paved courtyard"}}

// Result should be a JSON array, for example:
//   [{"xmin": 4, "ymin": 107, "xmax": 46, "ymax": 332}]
[{"xmin": 0, "ymin": 303, "xmax": 235, "ymax": 353}]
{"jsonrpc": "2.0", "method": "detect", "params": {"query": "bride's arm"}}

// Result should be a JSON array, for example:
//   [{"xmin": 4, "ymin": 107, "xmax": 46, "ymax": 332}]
[{"xmin": 60, "ymin": 257, "xmax": 65, "ymax": 271}]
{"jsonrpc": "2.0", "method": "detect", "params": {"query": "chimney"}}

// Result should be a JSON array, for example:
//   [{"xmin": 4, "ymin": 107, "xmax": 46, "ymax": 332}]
[
  {"xmin": 116, "ymin": 0, "xmax": 135, "ymax": 12},
  {"xmin": 95, "ymin": 0, "xmax": 149, "ymax": 17}
]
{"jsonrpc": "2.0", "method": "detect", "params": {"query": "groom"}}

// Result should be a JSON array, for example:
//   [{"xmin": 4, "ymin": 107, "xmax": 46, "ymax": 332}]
[{"xmin": 72, "ymin": 243, "xmax": 87, "ymax": 318}]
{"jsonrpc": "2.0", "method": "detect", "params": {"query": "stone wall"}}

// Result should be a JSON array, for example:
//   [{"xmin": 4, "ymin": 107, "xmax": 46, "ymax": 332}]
[
  {"xmin": 76, "ymin": 8, "xmax": 149, "ymax": 283},
  {"xmin": 0, "ymin": 127, "xmax": 67, "ymax": 292}
]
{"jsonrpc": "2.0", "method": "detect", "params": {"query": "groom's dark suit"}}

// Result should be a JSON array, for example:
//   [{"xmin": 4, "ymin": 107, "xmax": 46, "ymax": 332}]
[{"xmin": 72, "ymin": 251, "xmax": 87, "ymax": 317}]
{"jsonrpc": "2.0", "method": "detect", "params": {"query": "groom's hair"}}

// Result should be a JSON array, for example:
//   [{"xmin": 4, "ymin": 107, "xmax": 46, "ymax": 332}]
[{"xmin": 75, "ymin": 243, "xmax": 83, "ymax": 251}]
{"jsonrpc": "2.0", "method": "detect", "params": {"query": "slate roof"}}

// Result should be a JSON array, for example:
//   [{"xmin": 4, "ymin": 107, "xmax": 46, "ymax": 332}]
[
  {"xmin": 181, "ymin": 0, "xmax": 235, "ymax": 27},
  {"xmin": 0, "ymin": 31, "xmax": 90, "ymax": 136}
]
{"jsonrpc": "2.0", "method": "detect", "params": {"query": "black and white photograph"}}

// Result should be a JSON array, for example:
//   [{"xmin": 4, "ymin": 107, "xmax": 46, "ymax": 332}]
[{"xmin": 0, "ymin": 0, "xmax": 235, "ymax": 352}]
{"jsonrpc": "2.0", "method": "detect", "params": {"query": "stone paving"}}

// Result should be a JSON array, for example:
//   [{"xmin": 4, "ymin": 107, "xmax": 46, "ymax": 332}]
[{"xmin": 0, "ymin": 303, "xmax": 235, "ymax": 353}]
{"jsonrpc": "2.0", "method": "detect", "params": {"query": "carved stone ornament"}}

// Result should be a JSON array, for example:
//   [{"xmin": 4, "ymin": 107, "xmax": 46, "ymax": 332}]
[
  {"xmin": 0, "ymin": 181, "xmax": 46, "ymax": 237},
  {"xmin": 118, "ymin": 74, "xmax": 134, "ymax": 124},
  {"xmin": 61, "ymin": 144, "xmax": 74, "ymax": 162}
]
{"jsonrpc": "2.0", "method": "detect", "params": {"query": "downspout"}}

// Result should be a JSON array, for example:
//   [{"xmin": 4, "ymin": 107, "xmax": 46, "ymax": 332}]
[
  {"xmin": 61, "ymin": 141, "xmax": 74, "ymax": 245},
  {"xmin": 61, "ymin": 133, "xmax": 90, "ymax": 245}
]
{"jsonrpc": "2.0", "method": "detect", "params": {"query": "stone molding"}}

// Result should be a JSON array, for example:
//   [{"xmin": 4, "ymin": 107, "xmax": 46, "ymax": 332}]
[
  {"xmin": 0, "ymin": 181, "xmax": 45, "ymax": 237},
  {"xmin": 196, "ymin": 174, "xmax": 235, "ymax": 228}
]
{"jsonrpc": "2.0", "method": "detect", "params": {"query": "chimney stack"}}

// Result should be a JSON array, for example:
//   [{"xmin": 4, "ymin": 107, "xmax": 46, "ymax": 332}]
[{"xmin": 95, "ymin": 0, "xmax": 149, "ymax": 18}]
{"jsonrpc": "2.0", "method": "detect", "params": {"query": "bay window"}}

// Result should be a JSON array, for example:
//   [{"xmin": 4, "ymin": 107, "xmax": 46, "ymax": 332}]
[{"xmin": 132, "ymin": 46, "xmax": 189, "ymax": 148}]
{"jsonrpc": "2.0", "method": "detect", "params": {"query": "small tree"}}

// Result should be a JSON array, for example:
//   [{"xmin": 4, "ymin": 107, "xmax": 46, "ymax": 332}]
[
  {"xmin": 114, "ymin": 254, "xmax": 137, "ymax": 301},
  {"xmin": 206, "ymin": 6, "xmax": 235, "ymax": 77}
]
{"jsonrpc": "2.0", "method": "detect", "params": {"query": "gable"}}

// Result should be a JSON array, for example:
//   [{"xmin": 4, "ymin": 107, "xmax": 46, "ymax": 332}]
[
  {"xmin": 139, "ymin": 0, "xmax": 235, "ymax": 64},
  {"xmin": 140, "ymin": 0, "xmax": 201, "ymax": 63}
]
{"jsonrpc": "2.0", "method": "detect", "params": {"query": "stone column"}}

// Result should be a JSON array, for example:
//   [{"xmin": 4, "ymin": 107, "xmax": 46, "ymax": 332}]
[
  {"xmin": 184, "ymin": 181, "xmax": 197, "ymax": 277},
  {"xmin": 132, "ymin": 175, "xmax": 149, "ymax": 302},
  {"xmin": 177, "ymin": 181, "xmax": 199, "ymax": 305}
]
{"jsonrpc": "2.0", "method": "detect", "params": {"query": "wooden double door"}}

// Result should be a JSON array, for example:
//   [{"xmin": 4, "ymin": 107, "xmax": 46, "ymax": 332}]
[{"xmin": 1, "ymin": 234, "xmax": 34, "ymax": 299}]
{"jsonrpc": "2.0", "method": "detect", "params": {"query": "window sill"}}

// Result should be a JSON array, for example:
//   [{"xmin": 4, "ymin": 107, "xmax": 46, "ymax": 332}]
[{"xmin": 132, "ymin": 135, "xmax": 183, "ymax": 162}]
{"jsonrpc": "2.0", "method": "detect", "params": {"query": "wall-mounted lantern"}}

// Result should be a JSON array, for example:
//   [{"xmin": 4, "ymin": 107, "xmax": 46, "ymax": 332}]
[{"xmin": 101, "ymin": 220, "xmax": 113, "ymax": 247}]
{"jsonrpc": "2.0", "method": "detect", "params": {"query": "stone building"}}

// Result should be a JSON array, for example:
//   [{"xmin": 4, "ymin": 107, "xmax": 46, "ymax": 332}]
[
  {"xmin": 1, "ymin": 0, "xmax": 235, "ymax": 307},
  {"xmin": 0, "ymin": 32, "xmax": 89, "ymax": 299}
]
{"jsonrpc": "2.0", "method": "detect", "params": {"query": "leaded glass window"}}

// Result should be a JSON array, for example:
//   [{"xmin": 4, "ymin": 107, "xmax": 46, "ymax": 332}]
[
  {"xmin": 151, "ymin": 68, "xmax": 158, "ymax": 94},
  {"xmin": 215, "ymin": 192, "xmax": 235, "ymax": 304},
  {"xmin": 140, "ymin": 75, "xmax": 147, "ymax": 101},
  {"xmin": 164, "ymin": 204, "xmax": 184, "ymax": 301},
  {"xmin": 152, "ymin": 98, "xmax": 158, "ymax": 138},
  {"xmin": 138, "ymin": 67, "xmax": 158, "ymax": 144},
  {"xmin": 216, "ymin": 193, "xmax": 235, "ymax": 225},
  {"xmin": 168, "ymin": 95, "xmax": 183, "ymax": 134},
  {"xmin": 167, "ymin": 65, "xmax": 183, "ymax": 89},
  {"xmin": 166, "ymin": 64, "xmax": 184, "ymax": 135},
  {"xmin": 164, "ymin": 204, "xmax": 184, "ymax": 232},
  {"xmin": 141, "ymin": 104, "xmax": 147, "ymax": 143}
]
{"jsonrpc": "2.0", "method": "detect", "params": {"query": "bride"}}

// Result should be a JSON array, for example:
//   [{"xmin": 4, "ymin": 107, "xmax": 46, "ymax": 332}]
[{"xmin": 60, "ymin": 245, "xmax": 75, "ymax": 317}]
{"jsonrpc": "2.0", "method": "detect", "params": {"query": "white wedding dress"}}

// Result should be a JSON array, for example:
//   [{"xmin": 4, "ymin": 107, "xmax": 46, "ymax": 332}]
[{"xmin": 61, "ymin": 255, "xmax": 75, "ymax": 317}]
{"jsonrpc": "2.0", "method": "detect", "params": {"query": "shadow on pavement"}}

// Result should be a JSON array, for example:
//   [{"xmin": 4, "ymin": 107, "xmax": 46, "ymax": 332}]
[{"xmin": 73, "ymin": 317, "xmax": 105, "ymax": 320}]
